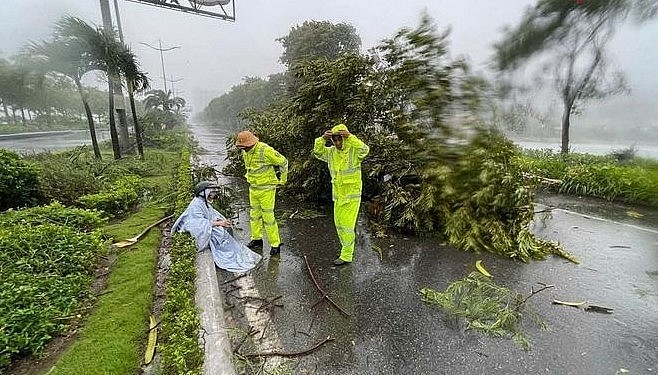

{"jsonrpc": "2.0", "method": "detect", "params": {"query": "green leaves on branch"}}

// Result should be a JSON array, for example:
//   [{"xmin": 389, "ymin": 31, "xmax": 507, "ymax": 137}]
[{"xmin": 420, "ymin": 272, "xmax": 546, "ymax": 350}]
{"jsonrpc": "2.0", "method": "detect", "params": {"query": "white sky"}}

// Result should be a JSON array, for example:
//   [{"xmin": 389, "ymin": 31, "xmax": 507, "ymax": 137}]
[{"xmin": 1, "ymin": 0, "xmax": 657, "ymax": 130}]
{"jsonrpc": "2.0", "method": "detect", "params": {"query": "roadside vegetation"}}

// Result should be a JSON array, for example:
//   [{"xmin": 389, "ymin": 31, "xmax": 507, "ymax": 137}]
[
  {"xmin": 0, "ymin": 131, "xmax": 210, "ymax": 374},
  {"xmin": 158, "ymin": 146, "xmax": 204, "ymax": 375},
  {"xmin": 209, "ymin": 16, "xmax": 575, "ymax": 263},
  {"xmin": 49, "ymin": 205, "xmax": 166, "ymax": 375},
  {"xmin": 519, "ymin": 148, "xmax": 658, "ymax": 207}
]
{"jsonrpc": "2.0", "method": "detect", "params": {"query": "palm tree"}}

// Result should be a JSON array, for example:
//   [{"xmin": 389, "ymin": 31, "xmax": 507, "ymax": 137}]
[
  {"xmin": 26, "ymin": 35, "xmax": 104, "ymax": 158},
  {"xmin": 36, "ymin": 17, "xmax": 150, "ymax": 160},
  {"xmin": 144, "ymin": 89, "xmax": 185, "ymax": 113},
  {"xmin": 117, "ymin": 48, "xmax": 150, "ymax": 159}
]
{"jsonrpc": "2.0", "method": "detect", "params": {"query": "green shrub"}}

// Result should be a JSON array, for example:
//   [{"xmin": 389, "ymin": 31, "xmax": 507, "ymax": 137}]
[
  {"xmin": 0, "ymin": 202, "xmax": 105, "ymax": 232},
  {"xmin": 520, "ymin": 151, "xmax": 658, "ymax": 206},
  {"xmin": 27, "ymin": 147, "xmax": 102, "ymax": 206},
  {"xmin": 0, "ymin": 223, "xmax": 104, "ymax": 370},
  {"xmin": 0, "ymin": 149, "xmax": 42, "ymax": 211},
  {"xmin": 77, "ymin": 175, "xmax": 146, "ymax": 217},
  {"xmin": 160, "ymin": 147, "xmax": 203, "ymax": 375}
]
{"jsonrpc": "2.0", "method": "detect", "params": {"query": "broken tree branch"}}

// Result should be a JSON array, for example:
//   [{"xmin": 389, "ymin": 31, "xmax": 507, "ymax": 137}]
[
  {"xmin": 520, "ymin": 283, "xmax": 555, "ymax": 306},
  {"xmin": 242, "ymin": 336, "xmax": 335, "ymax": 358},
  {"xmin": 256, "ymin": 295, "xmax": 283, "ymax": 313},
  {"xmin": 303, "ymin": 255, "xmax": 350, "ymax": 317},
  {"xmin": 223, "ymin": 273, "xmax": 247, "ymax": 284},
  {"xmin": 233, "ymin": 326, "xmax": 259, "ymax": 354}
]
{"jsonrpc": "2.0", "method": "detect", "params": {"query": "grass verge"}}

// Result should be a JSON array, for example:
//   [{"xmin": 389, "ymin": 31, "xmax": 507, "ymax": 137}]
[
  {"xmin": 47, "ymin": 204, "xmax": 166, "ymax": 375},
  {"xmin": 518, "ymin": 151, "xmax": 658, "ymax": 207}
]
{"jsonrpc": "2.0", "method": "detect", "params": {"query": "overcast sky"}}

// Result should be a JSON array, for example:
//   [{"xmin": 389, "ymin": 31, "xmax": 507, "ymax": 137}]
[{"xmin": 1, "ymin": 0, "xmax": 657, "ymax": 130}]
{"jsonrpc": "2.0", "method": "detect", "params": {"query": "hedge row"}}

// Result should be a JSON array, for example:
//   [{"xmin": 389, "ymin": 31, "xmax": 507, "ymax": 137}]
[{"xmin": 159, "ymin": 147, "xmax": 204, "ymax": 375}]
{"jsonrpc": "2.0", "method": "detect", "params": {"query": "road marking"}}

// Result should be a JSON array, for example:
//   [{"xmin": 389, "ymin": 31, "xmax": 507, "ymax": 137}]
[
  {"xmin": 235, "ymin": 273, "xmax": 284, "ymax": 369},
  {"xmin": 535, "ymin": 204, "xmax": 658, "ymax": 235}
]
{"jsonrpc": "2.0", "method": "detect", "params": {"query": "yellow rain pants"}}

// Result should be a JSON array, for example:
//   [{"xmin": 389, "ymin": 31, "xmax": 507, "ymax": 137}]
[
  {"xmin": 334, "ymin": 199, "xmax": 361, "ymax": 262},
  {"xmin": 248, "ymin": 187, "xmax": 281, "ymax": 247}
]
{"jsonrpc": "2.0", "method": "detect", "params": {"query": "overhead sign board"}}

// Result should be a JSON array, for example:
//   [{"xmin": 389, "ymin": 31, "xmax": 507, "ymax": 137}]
[{"xmin": 123, "ymin": 0, "xmax": 235, "ymax": 21}]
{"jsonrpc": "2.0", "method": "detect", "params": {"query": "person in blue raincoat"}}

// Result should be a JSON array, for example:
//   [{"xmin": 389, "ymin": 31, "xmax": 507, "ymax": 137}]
[{"xmin": 171, "ymin": 181, "xmax": 262, "ymax": 273}]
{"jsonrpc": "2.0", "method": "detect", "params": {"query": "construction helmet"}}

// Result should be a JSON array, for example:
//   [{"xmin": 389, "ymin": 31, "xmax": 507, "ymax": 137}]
[
  {"xmin": 235, "ymin": 131, "xmax": 259, "ymax": 147},
  {"xmin": 194, "ymin": 181, "xmax": 219, "ymax": 196}
]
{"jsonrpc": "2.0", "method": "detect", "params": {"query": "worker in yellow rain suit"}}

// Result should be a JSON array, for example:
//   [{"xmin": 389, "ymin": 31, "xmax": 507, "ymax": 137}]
[
  {"xmin": 235, "ymin": 130, "xmax": 288, "ymax": 255},
  {"xmin": 313, "ymin": 123, "xmax": 369, "ymax": 265}
]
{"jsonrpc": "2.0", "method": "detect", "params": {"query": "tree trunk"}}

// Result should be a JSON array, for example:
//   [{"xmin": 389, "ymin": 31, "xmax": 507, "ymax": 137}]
[
  {"xmin": 1, "ymin": 99, "xmax": 9, "ymax": 120},
  {"xmin": 560, "ymin": 101, "xmax": 573, "ymax": 154},
  {"xmin": 75, "ymin": 77, "xmax": 102, "ymax": 159},
  {"xmin": 127, "ymin": 81, "xmax": 144, "ymax": 159},
  {"xmin": 20, "ymin": 107, "xmax": 26, "ymax": 126},
  {"xmin": 115, "ymin": 88, "xmax": 131, "ymax": 153},
  {"xmin": 108, "ymin": 80, "xmax": 121, "ymax": 159},
  {"xmin": 12, "ymin": 107, "xmax": 17, "ymax": 124},
  {"xmin": 27, "ymin": 110, "xmax": 32, "ymax": 122}
]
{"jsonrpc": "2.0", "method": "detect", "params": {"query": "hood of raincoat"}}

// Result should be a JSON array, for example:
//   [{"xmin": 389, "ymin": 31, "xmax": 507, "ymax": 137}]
[{"xmin": 331, "ymin": 123, "xmax": 349, "ymax": 134}]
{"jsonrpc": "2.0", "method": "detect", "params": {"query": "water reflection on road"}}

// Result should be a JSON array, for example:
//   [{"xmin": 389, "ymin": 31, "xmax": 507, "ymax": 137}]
[
  {"xmin": 0, "ymin": 129, "xmax": 110, "ymax": 154},
  {"xmin": 189, "ymin": 123, "xmax": 657, "ymax": 375}
]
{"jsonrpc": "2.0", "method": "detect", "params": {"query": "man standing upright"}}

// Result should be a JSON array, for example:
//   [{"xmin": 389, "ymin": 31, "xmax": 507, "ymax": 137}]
[
  {"xmin": 235, "ymin": 130, "xmax": 288, "ymax": 255},
  {"xmin": 313, "ymin": 123, "xmax": 369, "ymax": 265}
]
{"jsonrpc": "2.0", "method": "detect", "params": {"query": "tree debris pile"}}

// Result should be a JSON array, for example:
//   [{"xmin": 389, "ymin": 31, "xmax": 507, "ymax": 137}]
[{"xmin": 420, "ymin": 272, "xmax": 546, "ymax": 350}]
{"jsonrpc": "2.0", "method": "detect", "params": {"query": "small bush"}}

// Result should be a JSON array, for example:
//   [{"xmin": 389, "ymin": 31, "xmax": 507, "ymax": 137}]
[
  {"xmin": 27, "ymin": 147, "xmax": 102, "ymax": 206},
  {"xmin": 0, "ymin": 149, "xmax": 42, "ymax": 211},
  {"xmin": 608, "ymin": 145, "xmax": 637, "ymax": 163},
  {"xmin": 0, "ymin": 223, "xmax": 104, "ymax": 370},
  {"xmin": 77, "ymin": 175, "xmax": 146, "ymax": 217},
  {"xmin": 520, "ymin": 151, "xmax": 658, "ymax": 206},
  {"xmin": 0, "ymin": 202, "xmax": 105, "ymax": 232}
]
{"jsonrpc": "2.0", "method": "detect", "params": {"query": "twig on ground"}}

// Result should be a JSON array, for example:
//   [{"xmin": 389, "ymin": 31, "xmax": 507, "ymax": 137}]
[
  {"xmin": 520, "ymin": 283, "xmax": 555, "ymax": 306},
  {"xmin": 223, "ymin": 273, "xmax": 247, "ymax": 284},
  {"xmin": 224, "ymin": 285, "xmax": 241, "ymax": 295},
  {"xmin": 233, "ymin": 326, "xmax": 259, "ymax": 354},
  {"xmin": 256, "ymin": 295, "xmax": 283, "ymax": 313},
  {"xmin": 242, "ymin": 336, "xmax": 335, "ymax": 358},
  {"xmin": 303, "ymin": 255, "xmax": 350, "ymax": 317}
]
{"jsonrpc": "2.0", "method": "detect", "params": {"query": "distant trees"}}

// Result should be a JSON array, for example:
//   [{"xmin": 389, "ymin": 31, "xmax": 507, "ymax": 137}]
[
  {"xmin": 200, "ymin": 75, "xmax": 283, "ymax": 130},
  {"xmin": 201, "ymin": 20, "xmax": 362, "ymax": 130},
  {"xmin": 27, "ymin": 16, "xmax": 150, "ymax": 159},
  {"xmin": 0, "ymin": 56, "xmax": 92, "ymax": 128},
  {"xmin": 276, "ymin": 20, "xmax": 361, "ymax": 69},
  {"xmin": 494, "ymin": 0, "xmax": 658, "ymax": 154}
]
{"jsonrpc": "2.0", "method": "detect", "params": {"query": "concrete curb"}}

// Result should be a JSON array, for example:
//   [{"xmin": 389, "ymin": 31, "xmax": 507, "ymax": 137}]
[{"xmin": 195, "ymin": 249, "xmax": 236, "ymax": 375}]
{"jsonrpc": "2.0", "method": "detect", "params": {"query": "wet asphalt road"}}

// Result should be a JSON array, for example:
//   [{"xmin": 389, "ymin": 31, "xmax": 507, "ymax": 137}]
[{"xmin": 191, "ymin": 124, "xmax": 658, "ymax": 375}]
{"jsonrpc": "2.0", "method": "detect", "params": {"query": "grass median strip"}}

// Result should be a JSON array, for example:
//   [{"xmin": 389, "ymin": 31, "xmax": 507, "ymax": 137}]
[{"xmin": 48, "ymin": 205, "xmax": 166, "ymax": 375}]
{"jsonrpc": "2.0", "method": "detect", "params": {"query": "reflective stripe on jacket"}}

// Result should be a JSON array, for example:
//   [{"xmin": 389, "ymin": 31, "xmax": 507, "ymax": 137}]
[
  {"xmin": 243, "ymin": 142, "xmax": 288, "ymax": 188},
  {"xmin": 313, "ymin": 135, "xmax": 369, "ymax": 201}
]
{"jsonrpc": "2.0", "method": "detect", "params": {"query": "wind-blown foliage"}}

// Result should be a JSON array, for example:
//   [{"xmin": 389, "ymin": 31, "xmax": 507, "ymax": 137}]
[
  {"xmin": 494, "ymin": 0, "xmax": 657, "ymax": 154},
  {"xmin": 420, "ymin": 272, "xmax": 546, "ymax": 350},
  {"xmin": 222, "ymin": 15, "xmax": 575, "ymax": 261},
  {"xmin": 33, "ymin": 16, "xmax": 151, "ymax": 159},
  {"xmin": 144, "ymin": 89, "xmax": 185, "ymax": 113}
]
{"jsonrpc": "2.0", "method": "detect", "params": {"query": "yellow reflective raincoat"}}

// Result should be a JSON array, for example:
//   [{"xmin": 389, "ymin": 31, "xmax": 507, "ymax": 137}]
[
  {"xmin": 242, "ymin": 142, "xmax": 288, "ymax": 247},
  {"xmin": 313, "ymin": 124, "xmax": 369, "ymax": 262}
]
